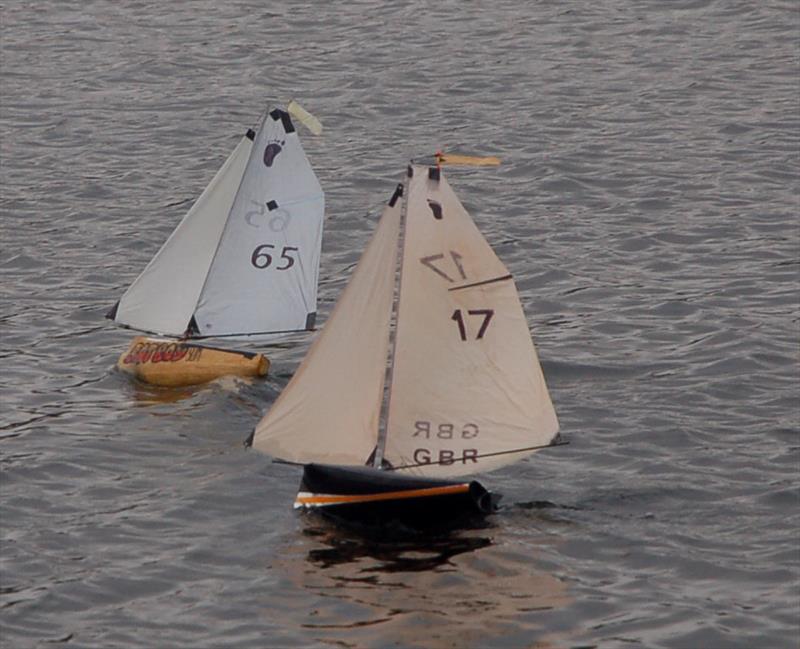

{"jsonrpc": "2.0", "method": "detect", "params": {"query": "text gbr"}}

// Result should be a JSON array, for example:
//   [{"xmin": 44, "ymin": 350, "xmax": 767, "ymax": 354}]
[{"xmin": 411, "ymin": 420, "xmax": 479, "ymax": 465}]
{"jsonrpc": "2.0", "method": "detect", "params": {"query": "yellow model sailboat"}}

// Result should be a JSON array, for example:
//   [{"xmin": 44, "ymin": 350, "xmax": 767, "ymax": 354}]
[{"xmin": 107, "ymin": 103, "xmax": 324, "ymax": 387}]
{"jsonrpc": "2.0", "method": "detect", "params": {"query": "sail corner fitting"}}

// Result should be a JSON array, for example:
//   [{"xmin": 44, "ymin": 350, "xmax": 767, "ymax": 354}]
[
  {"xmin": 366, "ymin": 446, "xmax": 394, "ymax": 470},
  {"xmin": 105, "ymin": 301, "xmax": 120, "ymax": 321},
  {"xmin": 243, "ymin": 427, "xmax": 255, "ymax": 448},
  {"xmin": 270, "ymin": 108, "xmax": 295, "ymax": 134},
  {"xmin": 388, "ymin": 183, "xmax": 404, "ymax": 207},
  {"xmin": 183, "ymin": 315, "xmax": 200, "ymax": 338}
]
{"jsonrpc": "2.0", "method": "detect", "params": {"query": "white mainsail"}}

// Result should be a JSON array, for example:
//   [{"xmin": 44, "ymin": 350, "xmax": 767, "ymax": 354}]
[
  {"xmin": 383, "ymin": 166, "xmax": 559, "ymax": 477},
  {"xmin": 110, "ymin": 108, "xmax": 324, "ymax": 339},
  {"xmin": 194, "ymin": 110, "xmax": 324, "ymax": 337},
  {"xmin": 251, "ymin": 191, "xmax": 402, "ymax": 464}
]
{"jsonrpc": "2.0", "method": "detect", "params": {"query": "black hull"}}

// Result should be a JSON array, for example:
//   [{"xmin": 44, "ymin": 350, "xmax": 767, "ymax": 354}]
[{"xmin": 296, "ymin": 463, "xmax": 500, "ymax": 531}]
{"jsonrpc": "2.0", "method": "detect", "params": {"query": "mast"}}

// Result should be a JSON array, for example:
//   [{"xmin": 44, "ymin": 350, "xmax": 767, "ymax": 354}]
[{"xmin": 373, "ymin": 166, "xmax": 412, "ymax": 468}]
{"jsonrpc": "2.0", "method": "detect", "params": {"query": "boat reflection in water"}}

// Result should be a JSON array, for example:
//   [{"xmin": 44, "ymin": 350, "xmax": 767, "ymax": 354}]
[
  {"xmin": 124, "ymin": 373, "xmax": 259, "ymax": 406},
  {"xmin": 303, "ymin": 515, "xmax": 495, "ymax": 571},
  {"xmin": 126, "ymin": 380, "xmax": 200, "ymax": 406},
  {"xmin": 268, "ymin": 512, "xmax": 572, "ymax": 649}
]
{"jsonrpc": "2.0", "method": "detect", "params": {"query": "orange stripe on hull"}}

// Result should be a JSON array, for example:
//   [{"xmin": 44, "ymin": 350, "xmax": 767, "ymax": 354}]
[{"xmin": 295, "ymin": 483, "xmax": 471, "ymax": 507}]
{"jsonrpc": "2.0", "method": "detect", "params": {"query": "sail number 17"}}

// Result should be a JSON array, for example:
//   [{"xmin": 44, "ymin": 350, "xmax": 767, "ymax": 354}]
[{"xmin": 451, "ymin": 309, "xmax": 494, "ymax": 341}]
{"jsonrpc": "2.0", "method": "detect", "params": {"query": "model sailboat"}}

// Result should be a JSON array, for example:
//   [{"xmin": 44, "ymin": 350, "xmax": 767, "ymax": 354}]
[
  {"xmin": 107, "ymin": 104, "xmax": 324, "ymax": 387},
  {"xmin": 249, "ymin": 162, "xmax": 562, "ymax": 527}
]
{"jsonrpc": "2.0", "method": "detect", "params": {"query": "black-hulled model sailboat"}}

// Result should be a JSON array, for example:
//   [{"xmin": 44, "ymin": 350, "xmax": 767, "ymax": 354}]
[{"xmin": 249, "ymin": 162, "xmax": 561, "ymax": 528}]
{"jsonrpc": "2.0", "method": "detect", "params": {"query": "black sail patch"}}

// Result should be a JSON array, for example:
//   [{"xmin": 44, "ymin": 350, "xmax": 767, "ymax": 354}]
[{"xmin": 427, "ymin": 200, "xmax": 443, "ymax": 220}]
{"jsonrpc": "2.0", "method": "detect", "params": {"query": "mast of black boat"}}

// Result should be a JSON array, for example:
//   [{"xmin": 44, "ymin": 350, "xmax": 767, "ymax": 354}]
[{"xmin": 373, "ymin": 170, "xmax": 411, "ymax": 469}]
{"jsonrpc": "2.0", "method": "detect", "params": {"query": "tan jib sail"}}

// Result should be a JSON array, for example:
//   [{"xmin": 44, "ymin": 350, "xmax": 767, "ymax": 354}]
[
  {"xmin": 251, "ymin": 192, "xmax": 402, "ymax": 465},
  {"xmin": 383, "ymin": 166, "xmax": 559, "ymax": 477}
]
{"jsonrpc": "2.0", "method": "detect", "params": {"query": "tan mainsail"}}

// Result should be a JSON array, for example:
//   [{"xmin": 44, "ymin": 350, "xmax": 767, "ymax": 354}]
[
  {"xmin": 252, "ymin": 196, "xmax": 402, "ymax": 465},
  {"xmin": 383, "ymin": 167, "xmax": 559, "ymax": 476},
  {"xmin": 116, "ymin": 336, "xmax": 269, "ymax": 387}
]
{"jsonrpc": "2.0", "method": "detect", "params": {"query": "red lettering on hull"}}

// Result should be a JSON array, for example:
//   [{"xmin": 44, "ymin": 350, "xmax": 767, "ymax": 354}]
[{"xmin": 122, "ymin": 342, "xmax": 201, "ymax": 365}]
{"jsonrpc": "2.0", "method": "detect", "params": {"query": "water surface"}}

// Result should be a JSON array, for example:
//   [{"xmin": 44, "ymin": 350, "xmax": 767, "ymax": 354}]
[{"xmin": 1, "ymin": 1, "xmax": 798, "ymax": 647}]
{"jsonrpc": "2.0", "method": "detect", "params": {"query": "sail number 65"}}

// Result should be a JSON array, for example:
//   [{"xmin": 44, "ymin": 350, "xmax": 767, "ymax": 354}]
[{"xmin": 251, "ymin": 244, "xmax": 299, "ymax": 270}]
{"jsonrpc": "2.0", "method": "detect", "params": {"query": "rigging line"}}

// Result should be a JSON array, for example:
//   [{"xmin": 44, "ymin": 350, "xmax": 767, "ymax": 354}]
[
  {"xmin": 263, "ymin": 441, "xmax": 570, "ymax": 469},
  {"xmin": 112, "ymin": 321, "xmax": 315, "ymax": 340},
  {"xmin": 188, "ymin": 325, "xmax": 316, "ymax": 339},
  {"xmin": 360, "ymin": 182, "xmax": 406, "ymax": 221},
  {"xmin": 386, "ymin": 439, "xmax": 570, "ymax": 471},
  {"xmin": 448, "ymin": 274, "xmax": 513, "ymax": 292},
  {"xmin": 271, "ymin": 458, "xmax": 305, "ymax": 467},
  {"xmin": 409, "ymin": 154, "xmax": 439, "ymax": 166}
]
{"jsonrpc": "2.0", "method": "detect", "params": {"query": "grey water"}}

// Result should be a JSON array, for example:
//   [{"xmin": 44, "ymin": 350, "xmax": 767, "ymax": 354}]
[{"xmin": 1, "ymin": 1, "xmax": 798, "ymax": 647}]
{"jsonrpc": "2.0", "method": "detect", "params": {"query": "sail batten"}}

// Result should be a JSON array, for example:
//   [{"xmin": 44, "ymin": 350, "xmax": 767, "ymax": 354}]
[{"xmin": 448, "ymin": 274, "xmax": 514, "ymax": 292}]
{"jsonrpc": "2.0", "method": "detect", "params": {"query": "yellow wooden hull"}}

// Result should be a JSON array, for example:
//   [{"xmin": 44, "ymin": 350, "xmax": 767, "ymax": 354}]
[{"xmin": 116, "ymin": 336, "xmax": 269, "ymax": 387}]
